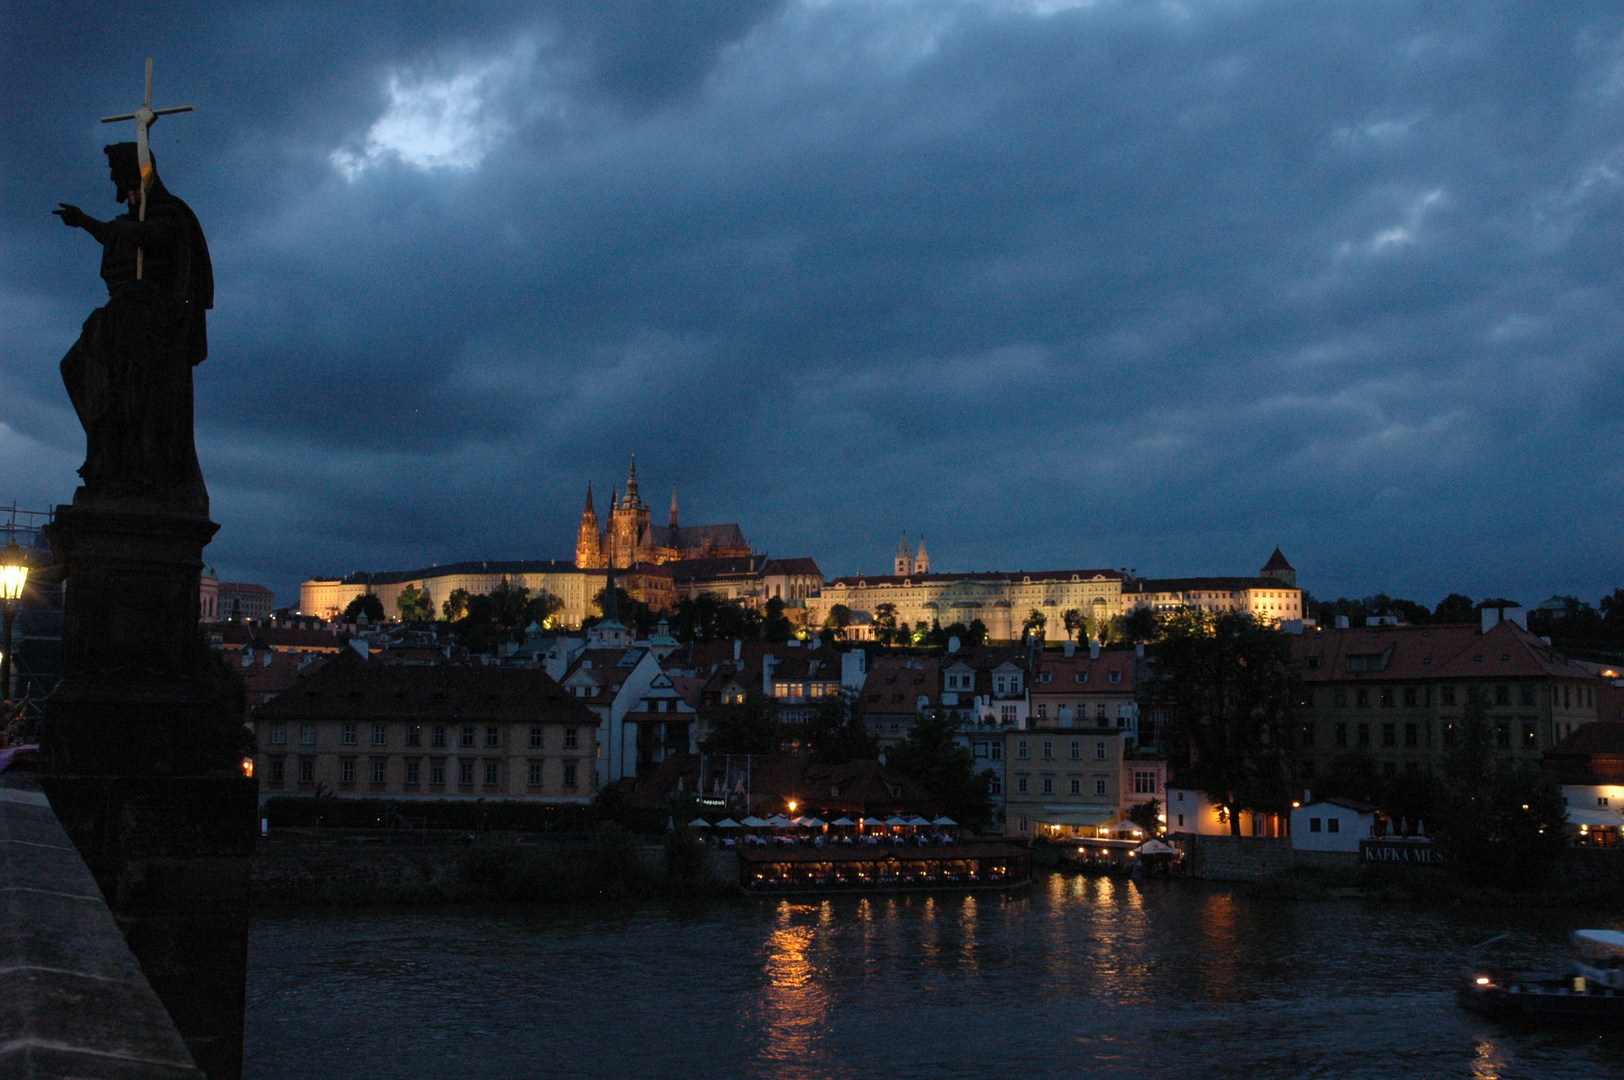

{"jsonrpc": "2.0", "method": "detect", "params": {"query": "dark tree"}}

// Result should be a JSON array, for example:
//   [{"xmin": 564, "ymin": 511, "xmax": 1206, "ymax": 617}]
[
  {"xmin": 1433, "ymin": 593, "xmax": 1476, "ymax": 622},
  {"xmin": 965, "ymin": 619, "xmax": 989, "ymax": 647},
  {"xmin": 763, "ymin": 596, "xmax": 793, "ymax": 644},
  {"xmin": 670, "ymin": 593, "xmax": 762, "ymax": 643},
  {"xmin": 343, "ymin": 593, "xmax": 385, "ymax": 623},
  {"xmin": 590, "ymin": 587, "xmax": 653, "ymax": 636},
  {"xmin": 887, "ymin": 709, "xmax": 994, "ymax": 833},
  {"xmin": 395, "ymin": 584, "xmax": 434, "ymax": 623},
  {"xmin": 1153, "ymin": 609, "xmax": 1299, "ymax": 835},
  {"xmin": 698, "ymin": 690, "xmax": 783, "ymax": 754},
  {"xmin": 1127, "ymin": 798, "xmax": 1162, "ymax": 835},
  {"xmin": 873, "ymin": 603, "xmax": 898, "ymax": 646},
  {"xmin": 524, "ymin": 592, "xmax": 565, "ymax": 629},
  {"xmin": 823, "ymin": 603, "xmax": 853, "ymax": 641},
  {"xmin": 804, "ymin": 692, "xmax": 879, "ymax": 764},
  {"xmin": 442, "ymin": 588, "xmax": 472, "ymax": 622},
  {"xmin": 1020, "ymin": 609, "xmax": 1047, "ymax": 639},
  {"xmin": 1435, "ymin": 690, "xmax": 1567, "ymax": 886}
]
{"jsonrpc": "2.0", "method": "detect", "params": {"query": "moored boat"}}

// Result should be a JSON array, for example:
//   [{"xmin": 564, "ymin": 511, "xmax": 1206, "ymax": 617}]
[{"xmin": 1459, "ymin": 930, "xmax": 1624, "ymax": 1027}]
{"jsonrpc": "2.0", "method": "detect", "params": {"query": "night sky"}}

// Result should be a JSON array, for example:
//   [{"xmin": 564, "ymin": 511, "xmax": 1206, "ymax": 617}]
[{"xmin": 3, "ymin": 2, "xmax": 1621, "ymax": 608}]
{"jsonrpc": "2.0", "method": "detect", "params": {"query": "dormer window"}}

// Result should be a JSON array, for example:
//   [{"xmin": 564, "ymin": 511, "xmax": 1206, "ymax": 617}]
[
  {"xmin": 1076, "ymin": 671, "xmax": 1090, "ymax": 684},
  {"xmin": 1108, "ymin": 671, "xmax": 1122, "ymax": 684}
]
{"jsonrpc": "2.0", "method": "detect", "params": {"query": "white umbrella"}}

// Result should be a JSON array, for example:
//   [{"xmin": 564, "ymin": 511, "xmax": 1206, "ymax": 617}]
[
  {"xmin": 742, "ymin": 816, "xmax": 771, "ymax": 827},
  {"xmin": 688, "ymin": 817, "xmax": 712, "ymax": 828},
  {"xmin": 831, "ymin": 817, "xmax": 856, "ymax": 826},
  {"xmin": 714, "ymin": 818, "xmax": 742, "ymax": 829},
  {"xmin": 884, "ymin": 815, "xmax": 909, "ymax": 827},
  {"xmin": 932, "ymin": 816, "xmax": 958, "ymax": 826},
  {"xmin": 1139, "ymin": 838, "xmax": 1176, "ymax": 855},
  {"xmin": 804, "ymin": 817, "xmax": 826, "ymax": 828},
  {"xmin": 908, "ymin": 815, "xmax": 932, "ymax": 826},
  {"xmin": 860, "ymin": 817, "xmax": 885, "ymax": 827}
]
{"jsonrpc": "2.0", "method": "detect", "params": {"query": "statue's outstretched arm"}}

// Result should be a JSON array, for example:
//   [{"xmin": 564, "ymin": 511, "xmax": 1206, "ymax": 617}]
[{"xmin": 54, "ymin": 203, "xmax": 111, "ymax": 245}]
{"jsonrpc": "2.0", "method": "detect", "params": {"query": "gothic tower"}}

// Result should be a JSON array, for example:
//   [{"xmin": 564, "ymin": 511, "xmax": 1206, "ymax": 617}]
[
  {"xmin": 576, "ymin": 484, "xmax": 605, "ymax": 569},
  {"xmin": 894, "ymin": 533, "xmax": 914, "ymax": 576},
  {"xmin": 608, "ymin": 458, "xmax": 651, "ymax": 568},
  {"xmin": 914, "ymin": 536, "xmax": 930, "ymax": 574},
  {"xmin": 668, "ymin": 486, "xmax": 680, "ymax": 553}
]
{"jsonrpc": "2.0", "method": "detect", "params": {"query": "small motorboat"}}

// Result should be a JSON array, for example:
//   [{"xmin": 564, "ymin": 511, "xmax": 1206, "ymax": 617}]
[{"xmin": 1460, "ymin": 929, "xmax": 1624, "ymax": 1027}]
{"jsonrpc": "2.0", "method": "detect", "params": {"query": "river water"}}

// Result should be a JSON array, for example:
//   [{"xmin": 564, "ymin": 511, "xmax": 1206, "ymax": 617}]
[{"xmin": 245, "ymin": 874, "xmax": 1624, "ymax": 1079}]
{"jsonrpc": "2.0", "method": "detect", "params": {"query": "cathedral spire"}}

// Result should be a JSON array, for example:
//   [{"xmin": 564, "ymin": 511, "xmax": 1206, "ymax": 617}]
[
  {"xmin": 625, "ymin": 456, "xmax": 641, "ymax": 508},
  {"xmin": 582, "ymin": 482, "xmax": 596, "ymax": 517},
  {"xmin": 914, "ymin": 535, "xmax": 930, "ymax": 574},
  {"xmin": 669, "ymin": 486, "xmax": 679, "ymax": 529},
  {"xmin": 611, "ymin": 485, "xmax": 619, "ymax": 512},
  {"xmin": 895, "ymin": 532, "xmax": 914, "ymax": 577}
]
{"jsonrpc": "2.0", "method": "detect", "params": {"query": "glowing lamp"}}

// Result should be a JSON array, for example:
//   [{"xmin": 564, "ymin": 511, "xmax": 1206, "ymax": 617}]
[
  {"xmin": 1475, "ymin": 976, "xmax": 1491, "ymax": 986},
  {"xmin": 0, "ymin": 541, "xmax": 26, "ymax": 602},
  {"xmin": 787, "ymin": 800, "xmax": 797, "ymax": 814},
  {"xmin": 242, "ymin": 757, "xmax": 254, "ymax": 778}
]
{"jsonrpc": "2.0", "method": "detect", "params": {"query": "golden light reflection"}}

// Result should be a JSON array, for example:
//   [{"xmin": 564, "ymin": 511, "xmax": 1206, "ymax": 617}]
[
  {"xmin": 757, "ymin": 916, "xmax": 833, "ymax": 1080},
  {"xmin": 1471, "ymin": 1037, "xmax": 1506, "ymax": 1080},
  {"xmin": 959, "ymin": 895, "xmax": 979, "ymax": 970}
]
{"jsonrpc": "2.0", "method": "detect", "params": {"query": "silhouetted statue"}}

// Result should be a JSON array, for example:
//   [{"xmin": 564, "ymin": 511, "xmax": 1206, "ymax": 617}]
[{"xmin": 54, "ymin": 141, "xmax": 212, "ymax": 511}]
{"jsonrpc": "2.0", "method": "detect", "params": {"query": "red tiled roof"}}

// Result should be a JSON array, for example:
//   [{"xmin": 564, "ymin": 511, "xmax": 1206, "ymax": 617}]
[
  {"xmin": 1292, "ymin": 620, "xmax": 1599, "ymax": 683},
  {"xmin": 1261, "ymin": 548, "xmax": 1295, "ymax": 572},
  {"xmin": 827, "ymin": 569, "xmax": 1123, "ymax": 587},
  {"xmin": 252, "ymin": 650, "xmax": 596, "ymax": 724},
  {"xmin": 762, "ymin": 557, "xmax": 823, "ymax": 577},
  {"xmin": 1031, "ymin": 650, "xmax": 1137, "ymax": 693}
]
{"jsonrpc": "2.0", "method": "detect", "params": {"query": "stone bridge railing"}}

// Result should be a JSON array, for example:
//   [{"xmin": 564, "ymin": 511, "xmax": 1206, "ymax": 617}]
[{"xmin": 0, "ymin": 772, "xmax": 203, "ymax": 1079}]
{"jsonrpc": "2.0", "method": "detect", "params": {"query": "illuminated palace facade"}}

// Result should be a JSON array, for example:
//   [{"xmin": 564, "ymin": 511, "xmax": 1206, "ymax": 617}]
[{"xmin": 805, "ymin": 543, "xmax": 1303, "ymax": 641}]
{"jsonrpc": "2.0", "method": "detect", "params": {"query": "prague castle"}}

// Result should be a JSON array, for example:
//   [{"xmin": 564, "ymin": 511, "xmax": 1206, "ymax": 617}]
[{"xmin": 575, "ymin": 458, "xmax": 751, "ymax": 569}]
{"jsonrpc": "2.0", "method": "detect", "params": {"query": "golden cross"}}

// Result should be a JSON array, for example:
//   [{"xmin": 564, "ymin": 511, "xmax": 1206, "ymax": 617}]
[{"xmin": 100, "ymin": 58, "xmax": 194, "ymax": 279}]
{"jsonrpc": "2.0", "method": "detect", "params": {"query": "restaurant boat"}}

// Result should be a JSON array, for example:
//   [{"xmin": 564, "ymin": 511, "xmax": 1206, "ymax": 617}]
[
  {"xmin": 1459, "ymin": 930, "xmax": 1624, "ymax": 1027},
  {"xmin": 737, "ymin": 840, "xmax": 1031, "ymax": 893}
]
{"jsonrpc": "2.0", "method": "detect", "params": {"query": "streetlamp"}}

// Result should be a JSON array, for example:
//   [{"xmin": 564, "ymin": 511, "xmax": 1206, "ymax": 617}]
[{"xmin": 0, "ymin": 537, "xmax": 29, "ymax": 702}]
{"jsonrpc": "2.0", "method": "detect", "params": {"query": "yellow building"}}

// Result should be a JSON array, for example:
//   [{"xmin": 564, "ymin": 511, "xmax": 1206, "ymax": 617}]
[
  {"xmin": 809, "ymin": 569, "xmax": 1127, "ymax": 642},
  {"xmin": 300, "ymin": 560, "xmax": 595, "ymax": 626}
]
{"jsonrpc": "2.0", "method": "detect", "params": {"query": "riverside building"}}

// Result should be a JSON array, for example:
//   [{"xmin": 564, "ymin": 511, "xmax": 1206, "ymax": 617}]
[{"xmin": 252, "ymin": 651, "xmax": 601, "ymax": 802}]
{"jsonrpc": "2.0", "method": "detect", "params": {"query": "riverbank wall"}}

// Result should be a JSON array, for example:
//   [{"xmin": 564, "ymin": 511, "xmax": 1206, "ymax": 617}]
[
  {"xmin": 252, "ymin": 831, "xmax": 739, "ymax": 905},
  {"xmin": 1177, "ymin": 835, "xmax": 1359, "ymax": 880}
]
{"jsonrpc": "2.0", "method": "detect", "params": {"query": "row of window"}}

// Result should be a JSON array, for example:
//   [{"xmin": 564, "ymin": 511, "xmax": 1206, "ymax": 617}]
[
  {"xmin": 1317, "ymin": 684, "xmax": 1594, "ymax": 709},
  {"xmin": 1010, "ymin": 775, "xmax": 1111, "ymax": 796},
  {"xmin": 266, "ymin": 722, "xmax": 580, "ymax": 751},
  {"xmin": 1013, "ymin": 738, "xmax": 1110, "ymax": 761},
  {"xmin": 264, "ymin": 755, "xmax": 581, "ymax": 789},
  {"xmin": 1301, "ymin": 719, "xmax": 1540, "ymax": 751}
]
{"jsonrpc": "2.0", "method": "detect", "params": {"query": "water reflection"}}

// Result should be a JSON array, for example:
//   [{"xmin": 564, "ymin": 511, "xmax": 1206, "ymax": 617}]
[
  {"xmin": 245, "ymin": 876, "xmax": 1624, "ymax": 1080},
  {"xmin": 758, "ymin": 906, "xmax": 835, "ymax": 1080}
]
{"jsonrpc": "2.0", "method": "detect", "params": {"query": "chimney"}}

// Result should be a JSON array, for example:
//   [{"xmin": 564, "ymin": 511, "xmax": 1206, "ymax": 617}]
[
  {"xmin": 1135, "ymin": 642, "xmax": 1145, "ymax": 658},
  {"xmin": 1089, "ymin": 639, "xmax": 1100, "ymax": 660},
  {"xmin": 948, "ymin": 635, "xmax": 961, "ymax": 654},
  {"xmin": 1064, "ymin": 639, "xmax": 1075, "ymax": 658},
  {"xmin": 763, "ymin": 655, "xmax": 776, "ymax": 696},
  {"xmin": 733, "ymin": 639, "xmax": 742, "ymax": 662},
  {"xmin": 1334, "ymin": 615, "xmax": 1349, "ymax": 629}
]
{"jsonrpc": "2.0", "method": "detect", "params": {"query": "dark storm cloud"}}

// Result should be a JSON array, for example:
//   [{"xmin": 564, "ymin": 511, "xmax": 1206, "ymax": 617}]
[{"xmin": 2, "ymin": 1, "xmax": 1621, "ymax": 606}]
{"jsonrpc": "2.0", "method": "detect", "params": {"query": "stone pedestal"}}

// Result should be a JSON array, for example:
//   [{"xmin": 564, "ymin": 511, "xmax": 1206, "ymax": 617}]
[{"xmin": 42, "ymin": 498, "xmax": 255, "ymax": 1080}]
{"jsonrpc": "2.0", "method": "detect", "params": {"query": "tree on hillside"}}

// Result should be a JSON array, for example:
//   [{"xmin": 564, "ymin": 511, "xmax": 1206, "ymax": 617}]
[
  {"xmin": 873, "ymin": 603, "xmax": 899, "ymax": 646},
  {"xmin": 344, "ymin": 593, "xmax": 385, "ymax": 623},
  {"xmin": 669, "ymin": 593, "xmax": 761, "ymax": 642},
  {"xmin": 442, "ymin": 588, "xmax": 472, "ymax": 622},
  {"xmin": 1153, "ymin": 608, "xmax": 1299, "ymax": 836},
  {"xmin": 589, "ymin": 586, "xmax": 653, "ymax": 636},
  {"xmin": 804, "ymin": 692, "xmax": 878, "ymax": 764},
  {"xmin": 525, "ymin": 592, "xmax": 565, "ymax": 630},
  {"xmin": 698, "ymin": 690, "xmax": 783, "ymax": 755},
  {"xmin": 823, "ymin": 603, "xmax": 853, "ymax": 641},
  {"xmin": 886, "ymin": 709, "xmax": 994, "ymax": 833},
  {"xmin": 395, "ymin": 585, "xmax": 434, "ymax": 622},
  {"xmin": 1061, "ymin": 608, "xmax": 1084, "ymax": 642},
  {"xmin": 965, "ymin": 619, "xmax": 989, "ymax": 647},
  {"xmin": 1021, "ymin": 609, "xmax": 1047, "ymax": 639},
  {"xmin": 763, "ymin": 596, "xmax": 793, "ymax": 643}
]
